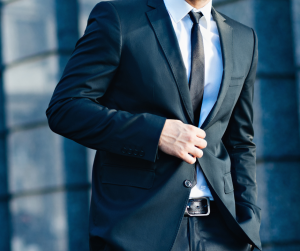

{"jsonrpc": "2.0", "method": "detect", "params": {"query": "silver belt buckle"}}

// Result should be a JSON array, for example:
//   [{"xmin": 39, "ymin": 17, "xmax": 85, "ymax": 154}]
[{"xmin": 184, "ymin": 197, "xmax": 210, "ymax": 216}]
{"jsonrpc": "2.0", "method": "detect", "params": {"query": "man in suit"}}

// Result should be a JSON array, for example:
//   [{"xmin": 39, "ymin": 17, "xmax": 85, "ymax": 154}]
[{"xmin": 46, "ymin": 0, "xmax": 261, "ymax": 250}]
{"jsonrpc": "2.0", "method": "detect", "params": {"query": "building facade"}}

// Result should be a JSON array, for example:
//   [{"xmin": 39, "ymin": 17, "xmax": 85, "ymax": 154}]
[{"xmin": 0, "ymin": 0, "xmax": 299, "ymax": 250}]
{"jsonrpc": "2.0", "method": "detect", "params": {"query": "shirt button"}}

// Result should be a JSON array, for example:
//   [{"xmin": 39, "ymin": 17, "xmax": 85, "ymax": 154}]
[
  {"xmin": 184, "ymin": 180, "xmax": 192, "ymax": 188},
  {"xmin": 121, "ymin": 147, "xmax": 127, "ymax": 154}
]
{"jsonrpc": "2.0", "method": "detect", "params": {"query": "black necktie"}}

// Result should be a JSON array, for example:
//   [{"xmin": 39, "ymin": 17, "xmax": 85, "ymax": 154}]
[
  {"xmin": 188, "ymin": 11, "xmax": 205, "ymax": 187},
  {"xmin": 188, "ymin": 11, "xmax": 205, "ymax": 127}
]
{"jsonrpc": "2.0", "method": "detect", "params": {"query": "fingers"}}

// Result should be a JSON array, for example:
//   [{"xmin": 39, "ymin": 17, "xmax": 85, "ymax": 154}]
[
  {"xmin": 183, "ymin": 126, "xmax": 206, "ymax": 164},
  {"xmin": 178, "ymin": 148, "xmax": 202, "ymax": 164},
  {"xmin": 177, "ymin": 143, "xmax": 203, "ymax": 164},
  {"xmin": 188, "ymin": 145, "xmax": 203, "ymax": 159},
  {"xmin": 188, "ymin": 125, "xmax": 206, "ymax": 139},
  {"xmin": 184, "ymin": 128, "xmax": 207, "ymax": 149},
  {"xmin": 194, "ymin": 137, "xmax": 207, "ymax": 149},
  {"xmin": 181, "ymin": 146, "xmax": 203, "ymax": 164},
  {"xmin": 158, "ymin": 119, "xmax": 207, "ymax": 164},
  {"xmin": 181, "ymin": 153, "xmax": 197, "ymax": 164}
]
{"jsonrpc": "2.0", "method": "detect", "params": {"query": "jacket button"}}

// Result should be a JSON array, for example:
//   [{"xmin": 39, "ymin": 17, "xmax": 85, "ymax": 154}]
[
  {"xmin": 184, "ymin": 180, "xmax": 192, "ymax": 188},
  {"xmin": 133, "ymin": 149, "xmax": 138, "ymax": 156},
  {"xmin": 128, "ymin": 148, "xmax": 132, "ymax": 155},
  {"xmin": 139, "ymin": 150, "xmax": 145, "ymax": 157},
  {"xmin": 121, "ymin": 147, "xmax": 127, "ymax": 154}
]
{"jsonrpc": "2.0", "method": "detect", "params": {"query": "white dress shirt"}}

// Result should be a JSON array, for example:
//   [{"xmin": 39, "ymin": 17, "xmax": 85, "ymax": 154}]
[{"xmin": 163, "ymin": 0, "xmax": 223, "ymax": 199}]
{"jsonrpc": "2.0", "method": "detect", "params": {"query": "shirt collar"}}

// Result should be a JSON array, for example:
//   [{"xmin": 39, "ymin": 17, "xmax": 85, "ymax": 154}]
[{"xmin": 164, "ymin": 0, "xmax": 212, "ymax": 27}]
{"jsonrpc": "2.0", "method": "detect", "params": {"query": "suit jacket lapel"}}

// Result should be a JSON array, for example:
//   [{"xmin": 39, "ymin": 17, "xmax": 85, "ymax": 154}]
[
  {"xmin": 146, "ymin": 0, "xmax": 194, "ymax": 124},
  {"xmin": 201, "ymin": 7, "xmax": 233, "ymax": 130},
  {"xmin": 197, "ymin": 7, "xmax": 234, "ymax": 204}
]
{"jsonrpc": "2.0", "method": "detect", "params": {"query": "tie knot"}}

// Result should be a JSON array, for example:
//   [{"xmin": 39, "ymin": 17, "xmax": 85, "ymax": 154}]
[{"xmin": 189, "ymin": 11, "xmax": 203, "ymax": 24}]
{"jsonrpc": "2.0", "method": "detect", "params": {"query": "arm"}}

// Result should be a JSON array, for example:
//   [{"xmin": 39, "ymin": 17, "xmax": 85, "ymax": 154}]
[
  {"xmin": 46, "ymin": 2, "xmax": 166, "ymax": 162},
  {"xmin": 222, "ymin": 30, "xmax": 260, "ymax": 213}
]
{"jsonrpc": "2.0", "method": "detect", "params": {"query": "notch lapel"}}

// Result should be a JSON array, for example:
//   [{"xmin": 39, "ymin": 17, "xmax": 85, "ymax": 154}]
[
  {"xmin": 201, "ymin": 7, "xmax": 233, "ymax": 130},
  {"xmin": 146, "ymin": 0, "xmax": 194, "ymax": 124}
]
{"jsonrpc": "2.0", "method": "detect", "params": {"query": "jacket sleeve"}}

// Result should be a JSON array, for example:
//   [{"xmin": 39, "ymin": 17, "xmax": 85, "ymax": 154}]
[
  {"xmin": 222, "ymin": 29, "xmax": 260, "ymax": 215},
  {"xmin": 46, "ymin": 2, "xmax": 166, "ymax": 162}
]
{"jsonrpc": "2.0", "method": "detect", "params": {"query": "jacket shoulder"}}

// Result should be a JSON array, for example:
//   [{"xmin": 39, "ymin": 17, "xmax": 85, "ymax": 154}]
[
  {"xmin": 215, "ymin": 10, "xmax": 257, "ymax": 55},
  {"xmin": 100, "ymin": 0, "xmax": 149, "ymax": 13},
  {"xmin": 89, "ymin": 0, "xmax": 151, "ymax": 27},
  {"xmin": 216, "ymin": 10, "xmax": 255, "ymax": 36}
]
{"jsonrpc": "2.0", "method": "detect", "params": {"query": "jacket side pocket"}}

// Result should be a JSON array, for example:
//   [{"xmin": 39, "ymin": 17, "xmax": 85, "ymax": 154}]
[{"xmin": 101, "ymin": 165, "xmax": 155, "ymax": 189}]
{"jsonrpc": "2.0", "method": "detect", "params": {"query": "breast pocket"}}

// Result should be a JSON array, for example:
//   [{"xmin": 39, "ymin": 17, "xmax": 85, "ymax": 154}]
[
  {"xmin": 229, "ymin": 76, "xmax": 244, "ymax": 87},
  {"xmin": 101, "ymin": 164, "xmax": 155, "ymax": 189}
]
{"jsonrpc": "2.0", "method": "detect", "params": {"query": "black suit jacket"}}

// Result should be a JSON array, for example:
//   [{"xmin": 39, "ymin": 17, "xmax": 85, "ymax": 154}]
[{"xmin": 46, "ymin": 0, "xmax": 261, "ymax": 250}]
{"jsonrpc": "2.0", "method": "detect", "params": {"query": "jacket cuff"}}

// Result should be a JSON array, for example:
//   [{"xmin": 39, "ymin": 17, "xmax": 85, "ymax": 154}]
[{"xmin": 143, "ymin": 115, "xmax": 166, "ymax": 162}]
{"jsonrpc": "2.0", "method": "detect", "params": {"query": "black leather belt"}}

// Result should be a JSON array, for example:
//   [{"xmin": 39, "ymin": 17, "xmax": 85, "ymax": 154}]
[{"xmin": 184, "ymin": 197, "xmax": 211, "ymax": 216}]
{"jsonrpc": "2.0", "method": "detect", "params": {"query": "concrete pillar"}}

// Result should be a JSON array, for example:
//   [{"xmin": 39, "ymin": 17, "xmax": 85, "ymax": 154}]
[
  {"xmin": 0, "ymin": 3, "xmax": 11, "ymax": 250},
  {"xmin": 291, "ymin": 0, "xmax": 300, "ymax": 138},
  {"xmin": 55, "ymin": 1, "xmax": 89, "ymax": 250},
  {"xmin": 0, "ymin": 62, "xmax": 11, "ymax": 251},
  {"xmin": 253, "ymin": 1, "xmax": 300, "ymax": 250}
]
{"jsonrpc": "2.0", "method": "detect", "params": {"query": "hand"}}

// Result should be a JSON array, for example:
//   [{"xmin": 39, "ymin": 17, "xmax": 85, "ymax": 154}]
[{"xmin": 158, "ymin": 119, "xmax": 207, "ymax": 164}]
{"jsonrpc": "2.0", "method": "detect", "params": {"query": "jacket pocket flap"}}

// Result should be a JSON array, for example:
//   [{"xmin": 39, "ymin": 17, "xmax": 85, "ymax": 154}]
[
  {"xmin": 224, "ymin": 172, "xmax": 234, "ymax": 194},
  {"xmin": 101, "ymin": 165, "xmax": 155, "ymax": 189},
  {"xmin": 104, "ymin": 151, "xmax": 156, "ymax": 170},
  {"xmin": 229, "ymin": 77, "xmax": 244, "ymax": 86}
]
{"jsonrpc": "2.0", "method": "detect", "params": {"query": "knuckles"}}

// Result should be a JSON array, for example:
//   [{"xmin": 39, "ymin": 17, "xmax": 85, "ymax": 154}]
[
  {"xmin": 177, "ymin": 150, "xmax": 185, "ymax": 158},
  {"xmin": 186, "ymin": 134, "xmax": 194, "ymax": 143},
  {"xmin": 187, "ymin": 124, "xmax": 194, "ymax": 130}
]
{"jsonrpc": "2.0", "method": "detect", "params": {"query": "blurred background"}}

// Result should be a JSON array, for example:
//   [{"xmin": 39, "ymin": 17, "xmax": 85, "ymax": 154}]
[{"xmin": 0, "ymin": 0, "xmax": 299, "ymax": 250}]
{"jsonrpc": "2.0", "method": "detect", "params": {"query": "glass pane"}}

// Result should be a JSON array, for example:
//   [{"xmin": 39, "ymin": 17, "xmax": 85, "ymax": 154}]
[
  {"xmin": 10, "ymin": 192, "xmax": 67, "ymax": 251},
  {"xmin": 79, "ymin": 0, "xmax": 103, "ymax": 35},
  {"xmin": 2, "ymin": 0, "xmax": 56, "ymax": 64},
  {"xmin": 8, "ymin": 126, "xmax": 64, "ymax": 193},
  {"xmin": 4, "ymin": 55, "xmax": 59, "ymax": 127}
]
